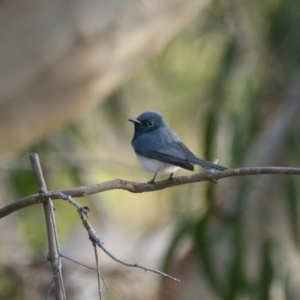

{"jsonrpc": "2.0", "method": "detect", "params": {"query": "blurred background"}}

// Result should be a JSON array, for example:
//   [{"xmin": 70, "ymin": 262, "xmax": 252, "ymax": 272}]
[{"xmin": 1, "ymin": 0, "xmax": 300, "ymax": 299}]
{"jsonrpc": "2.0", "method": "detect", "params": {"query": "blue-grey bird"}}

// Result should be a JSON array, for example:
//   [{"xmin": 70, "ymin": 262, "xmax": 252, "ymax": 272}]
[{"xmin": 128, "ymin": 110, "xmax": 227, "ymax": 183}]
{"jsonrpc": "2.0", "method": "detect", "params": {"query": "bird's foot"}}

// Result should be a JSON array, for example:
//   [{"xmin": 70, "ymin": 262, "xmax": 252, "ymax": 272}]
[
  {"xmin": 148, "ymin": 173, "xmax": 157, "ymax": 184},
  {"xmin": 168, "ymin": 173, "xmax": 174, "ymax": 181}
]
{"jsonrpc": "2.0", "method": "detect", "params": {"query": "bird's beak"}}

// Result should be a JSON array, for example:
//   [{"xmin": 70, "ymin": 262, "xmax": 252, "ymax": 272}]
[{"xmin": 128, "ymin": 118, "xmax": 141, "ymax": 124}]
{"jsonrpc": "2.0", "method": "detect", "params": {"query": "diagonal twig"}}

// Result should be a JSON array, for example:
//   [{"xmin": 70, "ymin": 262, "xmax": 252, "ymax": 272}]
[
  {"xmin": 44, "ymin": 272, "xmax": 58, "ymax": 300},
  {"xmin": 61, "ymin": 254, "xmax": 108, "ymax": 289},
  {"xmin": 64, "ymin": 194, "xmax": 180, "ymax": 282}
]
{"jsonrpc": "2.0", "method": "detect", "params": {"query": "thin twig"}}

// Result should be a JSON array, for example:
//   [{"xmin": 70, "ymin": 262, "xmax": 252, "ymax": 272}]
[
  {"xmin": 45, "ymin": 272, "xmax": 58, "ymax": 300},
  {"xmin": 1, "ymin": 167, "xmax": 300, "ymax": 218},
  {"xmin": 61, "ymin": 254, "xmax": 108, "ymax": 289},
  {"xmin": 93, "ymin": 241, "xmax": 102, "ymax": 300},
  {"xmin": 64, "ymin": 195, "xmax": 180, "ymax": 282},
  {"xmin": 61, "ymin": 254, "xmax": 97, "ymax": 271},
  {"xmin": 97, "ymin": 237, "xmax": 180, "ymax": 282}
]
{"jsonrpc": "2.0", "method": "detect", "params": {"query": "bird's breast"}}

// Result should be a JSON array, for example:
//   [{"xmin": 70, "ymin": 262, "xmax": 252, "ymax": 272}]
[{"xmin": 136, "ymin": 154, "xmax": 179, "ymax": 174}]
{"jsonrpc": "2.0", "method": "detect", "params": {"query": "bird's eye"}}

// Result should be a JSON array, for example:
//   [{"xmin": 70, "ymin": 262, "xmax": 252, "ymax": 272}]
[{"xmin": 147, "ymin": 121, "xmax": 153, "ymax": 127}]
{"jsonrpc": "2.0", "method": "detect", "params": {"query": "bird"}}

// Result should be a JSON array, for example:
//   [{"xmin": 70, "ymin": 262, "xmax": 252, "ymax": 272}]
[{"xmin": 128, "ymin": 110, "xmax": 227, "ymax": 183}]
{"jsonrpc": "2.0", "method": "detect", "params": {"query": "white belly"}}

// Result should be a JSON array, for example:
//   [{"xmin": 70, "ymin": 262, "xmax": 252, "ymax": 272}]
[{"xmin": 136, "ymin": 154, "xmax": 180, "ymax": 174}]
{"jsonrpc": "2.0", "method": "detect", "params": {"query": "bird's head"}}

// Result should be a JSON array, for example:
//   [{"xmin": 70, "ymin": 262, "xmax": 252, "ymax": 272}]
[{"xmin": 128, "ymin": 110, "xmax": 167, "ymax": 135}]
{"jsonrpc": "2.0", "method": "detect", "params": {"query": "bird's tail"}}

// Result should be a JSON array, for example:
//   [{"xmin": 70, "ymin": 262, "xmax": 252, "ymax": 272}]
[{"xmin": 188, "ymin": 157, "xmax": 227, "ymax": 171}]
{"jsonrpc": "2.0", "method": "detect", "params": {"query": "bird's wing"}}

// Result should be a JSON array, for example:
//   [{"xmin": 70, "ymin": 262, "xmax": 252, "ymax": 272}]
[{"xmin": 147, "ymin": 141, "xmax": 194, "ymax": 171}]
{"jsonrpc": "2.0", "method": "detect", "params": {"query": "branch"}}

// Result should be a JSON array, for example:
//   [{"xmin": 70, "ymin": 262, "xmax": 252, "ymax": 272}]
[
  {"xmin": 1, "ymin": 167, "xmax": 300, "ymax": 219},
  {"xmin": 29, "ymin": 154, "xmax": 67, "ymax": 300},
  {"xmin": 92, "ymin": 241, "xmax": 102, "ymax": 300},
  {"xmin": 63, "ymin": 194, "xmax": 180, "ymax": 282}
]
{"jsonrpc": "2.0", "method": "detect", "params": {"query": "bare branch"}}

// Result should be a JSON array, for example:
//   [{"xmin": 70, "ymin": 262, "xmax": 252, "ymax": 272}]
[
  {"xmin": 29, "ymin": 154, "xmax": 67, "ymax": 300},
  {"xmin": 92, "ymin": 241, "xmax": 102, "ymax": 300},
  {"xmin": 60, "ymin": 254, "xmax": 97, "ymax": 272},
  {"xmin": 96, "ymin": 238, "xmax": 181, "ymax": 282},
  {"xmin": 44, "ymin": 272, "xmax": 58, "ymax": 300},
  {"xmin": 1, "ymin": 167, "xmax": 300, "ymax": 218},
  {"xmin": 64, "ymin": 194, "xmax": 180, "ymax": 282}
]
